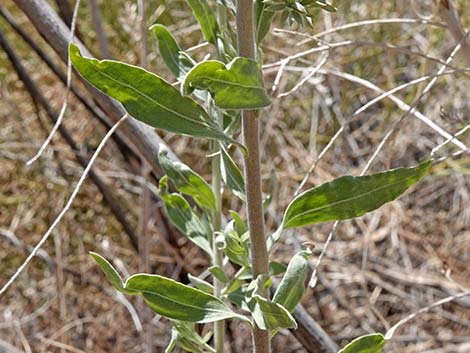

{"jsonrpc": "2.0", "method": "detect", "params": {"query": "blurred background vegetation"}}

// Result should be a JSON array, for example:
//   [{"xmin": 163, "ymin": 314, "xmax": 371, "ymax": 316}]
[{"xmin": 0, "ymin": 0, "xmax": 469, "ymax": 352}]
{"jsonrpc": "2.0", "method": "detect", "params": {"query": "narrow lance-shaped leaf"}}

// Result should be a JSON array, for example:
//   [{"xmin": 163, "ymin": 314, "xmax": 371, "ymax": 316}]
[
  {"xmin": 224, "ymin": 223, "xmax": 250, "ymax": 267},
  {"xmin": 125, "ymin": 274, "xmax": 250, "ymax": 323},
  {"xmin": 159, "ymin": 186, "xmax": 213, "ymax": 255},
  {"xmin": 251, "ymin": 295, "xmax": 298, "ymax": 330},
  {"xmin": 183, "ymin": 57, "xmax": 271, "ymax": 109},
  {"xmin": 304, "ymin": 0, "xmax": 338, "ymax": 12},
  {"xmin": 89, "ymin": 252, "xmax": 138, "ymax": 295},
  {"xmin": 185, "ymin": 0, "xmax": 219, "ymax": 44},
  {"xmin": 255, "ymin": 0, "xmax": 276, "ymax": 44},
  {"xmin": 263, "ymin": 167, "xmax": 278, "ymax": 209},
  {"xmin": 337, "ymin": 333, "xmax": 386, "ymax": 353},
  {"xmin": 150, "ymin": 24, "xmax": 195, "ymax": 81},
  {"xmin": 283, "ymin": 161, "xmax": 432, "ymax": 229},
  {"xmin": 273, "ymin": 250, "xmax": 311, "ymax": 312},
  {"xmin": 229, "ymin": 210, "xmax": 247, "ymax": 235},
  {"xmin": 208, "ymin": 265, "xmax": 230, "ymax": 283},
  {"xmin": 269, "ymin": 261, "xmax": 287, "ymax": 276},
  {"xmin": 220, "ymin": 146, "xmax": 246, "ymax": 200},
  {"xmin": 170, "ymin": 321, "xmax": 213, "ymax": 353},
  {"xmin": 158, "ymin": 144, "xmax": 216, "ymax": 214},
  {"xmin": 69, "ymin": 44, "xmax": 239, "ymax": 146},
  {"xmin": 177, "ymin": 339, "xmax": 203, "ymax": 353},
  {"xmin": 187, "ymin": 274, "xmax": 214, "ymax": 294}
]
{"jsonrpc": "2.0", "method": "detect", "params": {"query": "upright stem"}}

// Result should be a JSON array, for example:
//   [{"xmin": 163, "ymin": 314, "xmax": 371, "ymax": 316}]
[
  {"xmin": 212, "ymin": 5, "xmax": 227, "ymax": 352},
  {"xmin": 236, "ymin": 2, "xmax": 270, "ymax": 353},
  {"xmin": 211, "ymin": 137, "xmax": 224, "ymax": 353}
]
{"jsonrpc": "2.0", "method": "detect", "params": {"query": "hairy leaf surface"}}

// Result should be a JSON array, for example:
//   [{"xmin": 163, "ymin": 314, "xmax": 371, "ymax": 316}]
[
  {"xmin": 158, "ymin": 145, "xmax": 216, "ymax": 213},
  {"xmin": 159, "ymin": 190, "xmax": 212, "ymax": 255},
  {"xmin": 125, "ymin": 274, "xmax": 248, "ymax": 323},
  {"xmin": 283, "ymin": 161, "xmax": 431, "ymax": 229},
  {"xmin": 186, "ymin": 0, "xmax": 219, "ymax": 44},
  {"xmin": 69, "ymin": 44, "xmax": 237, "ymax": 145},
  {"xmin": 252, "ymin": 295, "xmax": 297, "ymax": 330},
  {"xmin": 221, "ymin": 146, "xmax": 246, "ymax": 200},
  {"xmin": 255, "ymin": 0, "xmax": 276, "ymax": 43},
  {"xmin": 273, "ymin": 250, "xmax": 311, "ymax": 312},
  {"xmin": 183, "ymin": 58, "xmax": 271, "ymax": 109},
  {"xmin": 337, "ymin": 333, "xmax": 386, "ymax": 353},
  {"xmin": 150, "ymin": 24, "xmax": 194, "ymax": 81},
  {"xmin": 90, "ymin": 253, "xmax": 137, "ymax": 295}
]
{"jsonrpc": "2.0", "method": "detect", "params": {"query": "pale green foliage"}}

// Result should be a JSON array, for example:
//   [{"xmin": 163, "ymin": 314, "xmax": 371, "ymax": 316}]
[
  {"xmin": 69, "ymin": 44, "xmax": 238, "ymax": 146},
  {"xmin": 184, "ymin": 58, "xmax": 271, "ymax": 109},
  {"xmin": 77, "ymin": 2, "xmax": 435, "ymax": 352},
  {"xmin": 273, "ymin": 250, "xmax": 311, "ymax": 312},
  {"xmin": 283, "ymin": 160, "xmax": 432, "ymax": 229},
  {"xmin": 337, "ymin": 334, "xmax": 386, "ymax": 353}
]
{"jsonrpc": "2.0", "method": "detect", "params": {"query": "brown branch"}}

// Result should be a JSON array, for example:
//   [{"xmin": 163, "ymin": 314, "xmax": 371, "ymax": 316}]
[
  {"xmin": 54, "ymin": 0, "xmax": 84, "ymax": 41},
  {"xmin": 438, "ymin": 0, "xmax": 470, "ymax": 64},
  {"xmin": 0, "ymin": 28, "xmax": 139, "ymax": 251},
  {"xmin": 12, "ymin": 0, "xmax": 178, "ymax": 174},
  {"xmin": 0, "ymin": 5, "xmax": 140, "ymax": 165},
  {"xmin": 291, "ymin": 305, "xmax": 339, "ymax": 353},
  {"xmin": 2, "ymin": 2, "xmax": 196, "ymax": 266}
]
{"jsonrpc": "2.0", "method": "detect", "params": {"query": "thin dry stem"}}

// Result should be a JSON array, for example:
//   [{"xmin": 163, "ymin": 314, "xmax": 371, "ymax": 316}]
[{"xmin": 0, "ymin": 114, "xmax": 128, "ymax": 297}]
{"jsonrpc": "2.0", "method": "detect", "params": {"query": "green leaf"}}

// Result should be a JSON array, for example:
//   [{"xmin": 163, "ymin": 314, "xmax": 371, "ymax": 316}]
[
  {"xmin": 178, "ymin": 339, "xmax": 203, "ymax": 353},
  {"xmin": 229, "ymin": 210, "xmax": 247, "ymax": 235},
  {"xmin": 215, "ymin": 0, "xmax": 236, "ymax": 13},
  {"xmin": 273, "ymin": 250, "xmax": 311, "ymax": 312},
  {"xmin": 208, "ymin": 265, "xmax": 229, "ymax": 283},
  {"xmin": 125, "ymin": 274, "xmax": 249, "ymax": 323},
  {"xmin": 226, "ymin": 286, "xmax": 247, "ymax": 309},
  {"xmin": 150, "ymin": 24, "xmax": 195, "ymax": 81},
  {"xmin": 185, "ymin": 0, "xmax": 219, "ymax": 44},
  {"xmin": 263, "ymin": 168, "xmax": 278, "ymax": 210},
  {"xmin": 158, "ymin": 144, "xmax": 216, "ymax": 213},
  {"xmin": 166, "ymin": 328, "xmax": 179, "ymax": 353},
  {"xmin": 283, "ymin": 161, "xmax": 432, "ymax": 229},
  {"xmin": 337, "ymin": 333, "xmax": 386, "ymax": 353},
  {"xmin": 159, "ymin": 191, "xmax": 212, "ymax": 255},
  {"xmin": 221, "ymin": 146, "xmax": 246, "ymax": 200},
  {"xmin": 255, "ymin": 0, "xmax": 276, "ymax": 44},
  {"xmin": 69, "ymin": 44, "xmax": 238, "ymax": 146},
  {"xmin": 188, "ymin": 273, "xmax": 214, "ymax": 294},
  {"xmin": 187, "ymin": 274, "xmax": 214, "ymax": 294},
  {"xmin": 89, "ymin": 252, "xmax": 137, "ymax": 295},
  {"xmin": 183, "ymin": 58, "xmax": 271, "ymax": 109},
  {"xmin": 306, "ymin": 0, "xmax": 337, "ymax": 12},
  {"xmin": 269, "ymin": 261, "xmax": 287, "ymax": 276},
  {"xmin": 171, "ymin": 321, "xmax": 213, "ymax": 353},
  {"xmin": 252, "ymin": 295, "xmax": 297, "ymax": 330},
  {"xmin": 224, "ymin": 223, "xmax": 250, "ymax": 267}
]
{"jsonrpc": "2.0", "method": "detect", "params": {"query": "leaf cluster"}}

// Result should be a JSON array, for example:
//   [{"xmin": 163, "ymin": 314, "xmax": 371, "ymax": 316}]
[
  {"xmin": 69, "ymin": 2, "xmax": 435, "ymax": 352},
  {"xmin": 263, "ymin": 0, "xmax": 337, "ymax": 27}
]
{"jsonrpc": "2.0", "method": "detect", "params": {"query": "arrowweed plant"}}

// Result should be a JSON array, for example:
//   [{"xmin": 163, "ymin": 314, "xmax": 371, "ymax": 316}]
[{"xmin": 7, "ymin": 1, "xmax": 467, "ymax": 353}]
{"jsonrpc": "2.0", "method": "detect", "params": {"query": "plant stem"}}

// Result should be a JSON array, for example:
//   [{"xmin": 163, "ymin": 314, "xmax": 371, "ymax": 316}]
[
  {"xmin": 236, "ymin": 2, "xmax": 270, "ymax": 353},
  {"xmin": 212, "ymin": 4, "xmax": 228, "ymax": 352},
  {"xmin": 211, "ymin": 136, "xmax": 224, "ymax": 353}
]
